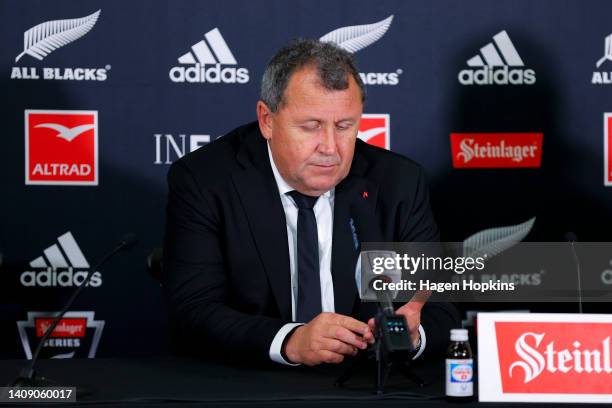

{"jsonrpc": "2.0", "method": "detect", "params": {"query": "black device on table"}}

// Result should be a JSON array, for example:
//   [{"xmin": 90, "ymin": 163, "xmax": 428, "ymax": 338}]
[
  {"xmin": 336, "ymin": 283, "xmax": 423, "ymax": 394},
  {"xmin": 376, "ymin": 314, "xmax": 413, "ymax": 358}
]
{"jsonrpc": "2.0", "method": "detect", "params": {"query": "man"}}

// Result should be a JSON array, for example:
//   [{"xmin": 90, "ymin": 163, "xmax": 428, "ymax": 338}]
[{"xmin": 163, "ymin": 39, "xmax": 459, "ymax": 366}]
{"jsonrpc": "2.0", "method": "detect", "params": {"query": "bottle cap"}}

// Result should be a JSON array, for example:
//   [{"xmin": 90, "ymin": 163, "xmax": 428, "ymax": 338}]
[{"xmin": 450, "ymin": 328, "xmax": 468, "ymax": 341}]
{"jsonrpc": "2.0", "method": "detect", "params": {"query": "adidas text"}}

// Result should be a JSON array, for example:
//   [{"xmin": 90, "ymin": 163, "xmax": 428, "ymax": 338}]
[
  {"xmin": 20, "ymin": 267, "xmax": 102, "ymax": 287},
  {"xmin": 169, "ymin": 64, "xmax": 249, "ymax": 84},
  {"xmin": 458, "ymin": 66, "xmax": 536, "ymax": 85}
]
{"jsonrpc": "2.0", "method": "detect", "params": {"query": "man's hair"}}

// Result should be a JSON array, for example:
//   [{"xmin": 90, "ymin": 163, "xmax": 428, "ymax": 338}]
[{"xmin": 260, "ymin": 38, "xmax": 366, "ymax": 112}]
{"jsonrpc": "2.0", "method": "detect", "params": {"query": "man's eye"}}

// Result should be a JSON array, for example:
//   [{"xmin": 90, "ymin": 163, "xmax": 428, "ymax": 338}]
[
  {"xmin": 336, "ymin": 123, "xmax": 353, "ymax": 131},
  {"xmin": 301, "ymin": 123, "xmax": 320, "ymax": 131}
]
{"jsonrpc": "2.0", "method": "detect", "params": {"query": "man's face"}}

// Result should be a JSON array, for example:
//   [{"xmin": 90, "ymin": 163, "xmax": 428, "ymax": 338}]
[{"xmin": 257, "ymin": 65, "xmax": 363, "ymax": 196}]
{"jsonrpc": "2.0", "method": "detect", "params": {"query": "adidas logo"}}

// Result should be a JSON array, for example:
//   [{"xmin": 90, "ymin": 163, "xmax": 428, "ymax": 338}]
[
  {"xmin": 21, "ymin": 231, "xmax": 102, "ymax": 287},
  {"xmin": 169, "ymin": 28, "xmax": 249, "ymax": 84},
  {"xmin": 458, "ymin": 30, "xmax": 536, "ymax": 85}
]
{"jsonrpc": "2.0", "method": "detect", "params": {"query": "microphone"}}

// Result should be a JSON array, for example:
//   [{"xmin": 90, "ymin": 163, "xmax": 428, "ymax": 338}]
[
  {"xmin": 369, "ymin": 273, "xmax": 414, "ymax": 359},
  {"xmin": 351, "ymin": 196, "xmax": 392, "ymax": 302},
  {"xmin": 10, "ymin": 233, "xmax": 137, "ymax": 387},
  {"xmin": 350, "ymin": 198, "xmax": 404, "ymax": 311},
  {"xmin": 565, "ymin": 232, "xmax": 583, "ymax": 314},
  {"xmin": 336, "ymin": 199, "xmax": 417, "ymax": 393},
  {"xmin": 369, "ymin": 274, "xmax": 395, "ymax": 316},
  {"xmin": 349, "ymin": 201, "xmax": 413, "ymax": 353},
  {"xmin": 147, "ymin": 247, "xmax": 164, "ymax": 282},
  {"xmin": 118, "ymin": 233, "xmax": 137, "ymax": 250}
]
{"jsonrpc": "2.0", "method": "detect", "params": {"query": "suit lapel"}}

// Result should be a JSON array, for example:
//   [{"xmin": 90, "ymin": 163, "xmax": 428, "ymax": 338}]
[
  {"xmin": 231, "ymin": 128, "xmax": 292, "ymax": 321},
  {"xmin": 330, "ymin": 178, "xmax": 360, "ymax": 316},
  {"xmin": 331, "ymin": 147, "xmax": 379, "ymax": 316}
]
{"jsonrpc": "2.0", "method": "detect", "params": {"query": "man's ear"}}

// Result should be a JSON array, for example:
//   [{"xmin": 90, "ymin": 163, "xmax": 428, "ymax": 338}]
[{"xmin": 256, "ymin": 101, "xmax": 273, "ymax": 140}]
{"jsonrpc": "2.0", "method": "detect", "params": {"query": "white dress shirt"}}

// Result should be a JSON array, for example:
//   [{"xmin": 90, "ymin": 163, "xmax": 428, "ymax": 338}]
[{"xmin": 266, "ymin": 143, "xmax": 426, "ymax": 364}]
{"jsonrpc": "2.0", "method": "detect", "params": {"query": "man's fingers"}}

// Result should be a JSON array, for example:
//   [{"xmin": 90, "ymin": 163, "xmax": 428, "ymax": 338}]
[
  {"xmin": 335, "ymin": 314, "xmax": 371, "ymax": 337},
  {"xmin": 326, "ymin": 326, "xmax": 368, "ymax": 350},
  {"xmin": 319, "ymin": 338, "xmax": 357, "ymax": 355},
  {"xmin": 317, "ymin": 350, "xmax": 345, "ymax": 364}
]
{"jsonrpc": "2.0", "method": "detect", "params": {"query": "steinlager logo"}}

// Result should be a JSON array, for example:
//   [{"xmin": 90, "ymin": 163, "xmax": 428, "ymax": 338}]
[
  {"xmin": 450, "ymin": 133, "xmax": 543, "ymax": 168},
  {"xmin": 458, "ymin": 138, "xmax": 537, "ymax": 164},
  {"xmin": 479, "ymin": 315, "xmax": 612, "ymax": 402},
  {"xmin": 510, "ymin": 332, "xmax": 612, "ymax": 384},
  {"xmin": 17, "ymin": 311, "xmax": 105, "ymax": 359},
  {"xmin": 492, "ymin": 319, "xmax": 612, "ymax": 398}
]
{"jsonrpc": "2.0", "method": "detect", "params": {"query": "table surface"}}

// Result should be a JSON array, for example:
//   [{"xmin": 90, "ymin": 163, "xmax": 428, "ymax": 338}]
[{"xmin": 0, "ymin": 357, "xmax": 592, "ymax": 407}]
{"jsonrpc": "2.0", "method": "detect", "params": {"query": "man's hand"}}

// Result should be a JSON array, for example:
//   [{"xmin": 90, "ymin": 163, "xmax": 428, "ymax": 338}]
[
  {"xmin": 367, "ymin": 290, "xmax": 431, "ymax": 349},
  {"xmin": 283, "ymin": 312, "xmax": 375, "ymax": 366}
]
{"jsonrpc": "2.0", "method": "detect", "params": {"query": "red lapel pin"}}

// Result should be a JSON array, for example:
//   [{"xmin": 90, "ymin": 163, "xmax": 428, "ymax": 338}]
[{"xmin": 362, "ymin": 191, "xmax": 369, "ymax": 198}]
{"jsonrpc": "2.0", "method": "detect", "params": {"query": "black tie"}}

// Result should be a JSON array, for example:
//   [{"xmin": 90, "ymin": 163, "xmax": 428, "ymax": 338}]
[{"xmin": 288, "ymin": 190, "xmax": 322, "ymax": 323}]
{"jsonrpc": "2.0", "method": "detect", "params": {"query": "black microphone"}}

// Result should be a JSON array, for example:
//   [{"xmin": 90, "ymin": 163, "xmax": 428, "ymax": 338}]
[
  {"xmin": 10, "ymin": 233, "xmax": 137, "ymax": 387},
  {"xmin": 369, "ymin": 274, "xmax": 395, "ymax": 316},
  {"xmin": 336, "ymin": 199, "xmax": 416, "ymax": 393},
  {"xmin": 565, "ymin": 232, "xmax": 583, "ymax": 314},
  {"xmin": 350, "ymin": 198, "xmax": 401, "ymax": 312}
]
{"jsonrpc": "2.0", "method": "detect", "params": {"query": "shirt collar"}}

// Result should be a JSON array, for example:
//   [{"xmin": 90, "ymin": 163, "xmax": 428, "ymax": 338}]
[{"xmin": 267, "ymin": 142, "xmax": 332, "ymax": 199}]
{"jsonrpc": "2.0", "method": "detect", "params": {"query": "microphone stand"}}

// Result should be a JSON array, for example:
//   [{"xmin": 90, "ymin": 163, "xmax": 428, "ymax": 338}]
[
  {"xmin": 334, "ymin": 304, "xmax": 425, "ymax": 394},
  {"xmin": 9, "ymin": 235, "xmax": 136, "ymax": 388},
  {"xmin": 565, "ymin": 233, "xmax": 583, "ymax": 314}
]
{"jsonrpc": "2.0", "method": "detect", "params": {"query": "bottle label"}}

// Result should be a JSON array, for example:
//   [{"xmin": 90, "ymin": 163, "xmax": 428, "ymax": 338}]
[{"xmin": 446, "ymin": 358, "xmax": 473, "ymax": 397}]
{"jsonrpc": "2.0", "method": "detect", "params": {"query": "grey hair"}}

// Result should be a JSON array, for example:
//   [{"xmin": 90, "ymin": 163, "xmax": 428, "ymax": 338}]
[{"xmin": 260, "ymin": 38, "xmax": 366, "ymax": 112}]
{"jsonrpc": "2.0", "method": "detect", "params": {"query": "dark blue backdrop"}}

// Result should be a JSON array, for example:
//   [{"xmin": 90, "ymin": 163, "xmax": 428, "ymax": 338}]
[{"xmin": 1, "ymin": 0, "xmax": 611, "ymax": 358}]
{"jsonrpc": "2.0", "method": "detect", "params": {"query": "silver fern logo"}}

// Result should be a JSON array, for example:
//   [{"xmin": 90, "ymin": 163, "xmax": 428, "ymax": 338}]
[
  {"xmin": 463, "ymin": 217, "xmax": 536, "ymax": 259},
  {"xmin": 459, "ymin": 218, "xmax": 543, "ymax": 286},
  {"xmin": 319, "ymin": 16, "xmax": 402, "ymax": 86},
  {"xmin": 11, "ymin": 10, "xmax": 109, "ymax": 81},
  {"xmin": 592, "ymin": 34, "xmax": 612, "ymax": 85},
  {"xmin": 15, "ymin": 10, "xmax": 100, "ymax": 62},
  {"xmin": 320, "ymin": 15, "xmax": 393, "ymax": 53}
]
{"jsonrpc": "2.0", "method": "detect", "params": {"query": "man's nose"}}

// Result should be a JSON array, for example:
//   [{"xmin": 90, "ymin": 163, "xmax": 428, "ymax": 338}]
[{"xmin": 318, "ymin": 125, "xmax": 338, "ymax": 155}]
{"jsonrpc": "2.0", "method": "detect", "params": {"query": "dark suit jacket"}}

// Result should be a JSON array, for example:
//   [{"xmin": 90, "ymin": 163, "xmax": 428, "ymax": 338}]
[{"xmin": 162, "ymin": 121, "xmax": 460, "ymax": 363}]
